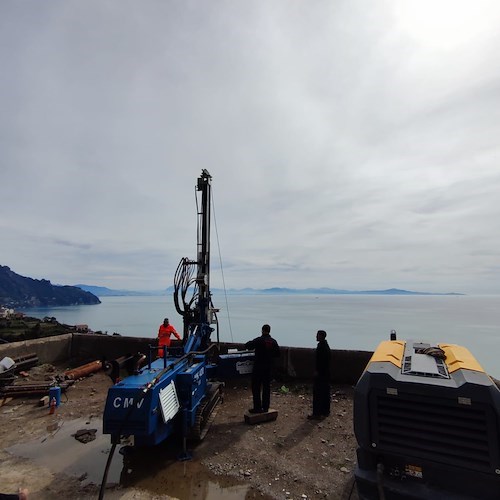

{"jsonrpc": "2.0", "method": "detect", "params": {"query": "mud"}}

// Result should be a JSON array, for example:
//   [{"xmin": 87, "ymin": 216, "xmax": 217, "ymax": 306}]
[{"xmin": 0, "ymin": 364, "xmax": 358, "ymax": 499}]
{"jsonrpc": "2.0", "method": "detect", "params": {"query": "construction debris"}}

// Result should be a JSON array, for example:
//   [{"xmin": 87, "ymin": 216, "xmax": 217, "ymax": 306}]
[
  {"xmin": 0, "ymin": 397, "xmax": 13, "ymax": 407},
  {"xmin": 13, "ymin": 353, "xmax": 39, "ymax": 373},
  {"xmin": 73, "ymin": 428, "xmax": 97, "ymax": 443},
  {"xmin": 39, "ymin": 395, "xmax": 50, "ymax": 407},
  {"xmin": 0, "ymin": 380, "xmax": 73, "ymax": 397},
  {"xmin": 63, "ymin": 360, "xmax": 103, "ymax": 380},
  {"xmin": 0, "ymin": 355, "xmax": 136, "ymax": 400}
]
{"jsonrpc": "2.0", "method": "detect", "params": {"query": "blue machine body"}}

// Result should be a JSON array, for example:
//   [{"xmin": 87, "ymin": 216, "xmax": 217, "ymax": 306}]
[
  {"xmin": 103, "ymin": 324, "xmax": 220, "ymax": 446},
  {"xmin": 104, "ymin": 358, "xmax": 184, "ymax": 446}
]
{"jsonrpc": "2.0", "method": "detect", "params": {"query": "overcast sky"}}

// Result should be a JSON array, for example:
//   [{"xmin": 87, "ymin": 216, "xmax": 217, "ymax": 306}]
[{"xmin": 1, "ymin": 1, "xmax": 500, "ymax": 294}]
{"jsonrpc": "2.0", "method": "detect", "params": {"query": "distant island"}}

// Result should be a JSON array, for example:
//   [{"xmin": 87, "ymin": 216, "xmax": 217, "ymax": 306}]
[
  {"xmin": 0, "ymin": 266, "xmax": 101, "ymax": 308},
  {"xmin": 220, "ymin": 287, "xmax": 464, "ymax": 296},
  {"xmin": 0, "ymin": 265, "xmax": 463, "ymax": 309},
  {"xmin": 74, "ymin": 284, "xmax": 159, "ymax": 297},
  {"xmin": 75, "ymin": 284, "xmax": 464, "ymax": 297}
]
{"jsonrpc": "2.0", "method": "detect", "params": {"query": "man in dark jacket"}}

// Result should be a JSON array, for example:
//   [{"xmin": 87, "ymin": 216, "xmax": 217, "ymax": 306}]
[
  {"xmin": 308, "ymin": 330, "xmax": 331, "ymax": 420},
  {"xmin": 245, "ymin": 324, "xmax": 280, "ymax": 413}
]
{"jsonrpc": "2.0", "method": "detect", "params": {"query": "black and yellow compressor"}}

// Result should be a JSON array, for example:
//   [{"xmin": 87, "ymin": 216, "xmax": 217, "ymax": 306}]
[{"xmin": 354, "ymin": 336, "xmax": 500, "ymax": 500}]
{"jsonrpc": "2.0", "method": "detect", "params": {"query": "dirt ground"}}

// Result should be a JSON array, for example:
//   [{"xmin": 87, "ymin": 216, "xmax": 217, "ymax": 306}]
[{"xmin": 0, "ymin": 364, "xmax": 359, "ymax": 500}]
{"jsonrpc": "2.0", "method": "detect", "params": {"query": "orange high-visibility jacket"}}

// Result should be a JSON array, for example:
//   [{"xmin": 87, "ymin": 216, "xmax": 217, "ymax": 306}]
[{"xmin": 158, "ymin": 324, "xmax": 181, "ymax": 356}]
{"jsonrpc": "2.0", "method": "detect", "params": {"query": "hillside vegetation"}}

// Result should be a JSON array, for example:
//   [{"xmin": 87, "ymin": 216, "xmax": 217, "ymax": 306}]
[
  {"xmin": 0, "ymin": 315, "xmax": 75, "ymax": 343},
  {"xmin": 0, "ymin": 266, "xmax": 100, "ymax": 308}
]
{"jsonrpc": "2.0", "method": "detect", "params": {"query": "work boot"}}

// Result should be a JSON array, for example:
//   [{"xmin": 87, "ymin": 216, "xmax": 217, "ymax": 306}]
[
  {"xmin": 249, "ymin": 408, "xmax": 264, "ymax": 414},
  {"xmin": 307, "ymin": 414, "xmax": 323, "ymax": 420}
]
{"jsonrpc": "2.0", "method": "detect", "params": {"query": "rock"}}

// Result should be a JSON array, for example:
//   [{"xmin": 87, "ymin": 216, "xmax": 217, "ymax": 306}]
[
  {"xmin": 46, "ymin": 422, "xmax": 59, "ymax": 432},
  {"xmin": 73, "ymin": 428, "xmax": 97, "ymax": 443}
]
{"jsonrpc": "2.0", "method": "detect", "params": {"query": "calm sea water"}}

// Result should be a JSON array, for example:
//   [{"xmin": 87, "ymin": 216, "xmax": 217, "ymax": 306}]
[{"xmin": 21, "ymin": 294, "xmax": 500, "ymax": 377}]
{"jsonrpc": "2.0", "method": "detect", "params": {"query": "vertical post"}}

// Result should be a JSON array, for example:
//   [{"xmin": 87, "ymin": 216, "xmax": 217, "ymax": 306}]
[
  {"xmin": 147, "ymin": 345, "xmax": 153, "ymax": 369},
  {"xmin": 196, "ymin": 170, "xmax": 212, "ymax": 326}
]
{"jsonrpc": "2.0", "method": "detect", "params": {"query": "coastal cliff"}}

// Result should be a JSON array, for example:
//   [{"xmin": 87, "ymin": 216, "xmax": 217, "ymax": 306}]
[{"xmin": 0, "ymin": 266, "xmax": 100, "ymax": 308}]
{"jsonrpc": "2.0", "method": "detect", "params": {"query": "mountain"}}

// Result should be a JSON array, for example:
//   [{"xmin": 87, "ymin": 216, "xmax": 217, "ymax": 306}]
[
  {"xmin": 0, "ymin": 266, "xmax": 101, "ymax": 308},
  {"xmin": 76, "ymin": 284, "xmax": 463, "ymax": 297},
  {"xmin": 242, "ymin": 287, "xmax": 463, "ymax": 296},
  {"xmin": 213, "ymin": 286, "xmax": 463, "ymax": 296},
  {"xmin": 74, "ymin": 285, "xmax": 167, "ymax": 297}
]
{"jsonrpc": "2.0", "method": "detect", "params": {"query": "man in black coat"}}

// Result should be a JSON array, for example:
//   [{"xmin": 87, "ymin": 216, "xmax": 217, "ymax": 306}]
[
  {"xmin": 308, "ymin": 329, "xmax": 331, "ymax": 420},
  {"xmin": 245, "ymin": 324, "xmax": 280, "ymax": 413}
]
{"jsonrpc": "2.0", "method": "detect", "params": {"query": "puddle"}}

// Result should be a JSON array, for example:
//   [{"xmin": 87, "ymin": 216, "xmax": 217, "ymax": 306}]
[
  {"xmin": 7, "ymin": 418, "xmax": 268, "ymax": 499},
  {"xmin": 7, "ymin": 417, "xmax": 122, "ymax": 487},
  {"xmin": 121, "ymin": 457, "xmax": 258, "ymax": 499},
  {"xmin": 117, "ymin": 441, "xmax": 269, "ymax": 499}
]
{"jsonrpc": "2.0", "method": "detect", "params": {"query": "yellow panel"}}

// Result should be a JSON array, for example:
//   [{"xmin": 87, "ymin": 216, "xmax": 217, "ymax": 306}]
[
  {"xmin": 438, "ymin": 343, "xmax": 485, "ymax": 373},
  {"xmin": 369, "ymin": 340, "xmax": 405, "ymax": 368}
]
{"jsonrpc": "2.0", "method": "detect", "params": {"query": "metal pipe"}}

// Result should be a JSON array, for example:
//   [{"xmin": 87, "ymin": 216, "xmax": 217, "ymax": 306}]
[
  {"xmin": 1, "ymin": 381, "xmax": 73, "ymax": 396},
  {"xmin": 64, "ymin": 360, "xmax": 103, "ymax": 380}
]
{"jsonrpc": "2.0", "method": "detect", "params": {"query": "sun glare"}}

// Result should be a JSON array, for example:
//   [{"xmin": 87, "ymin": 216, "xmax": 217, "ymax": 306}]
[{"xmin": 393, "ymin": 0, "xmax": 498, "ymax": 50}]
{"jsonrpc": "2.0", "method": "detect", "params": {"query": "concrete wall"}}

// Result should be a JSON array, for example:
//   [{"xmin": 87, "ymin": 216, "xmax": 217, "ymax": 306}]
[
  {"xmin": 0, "ymin": 334, "xmax": 72, "ymax": 364},
  {"xmin": 277, "ymin": 346, "xmax": 371, "ymax": 385},
  {"xmin": 220, "ymin": 343, "xmax": 372, "ymax": 385},
  {"xmin": 1, "ymin": 333, "xmax": 373, "ymax": 384},
  {"xmin": 70, "ymin": 333, "xmax": 152, "ymax": 364}
]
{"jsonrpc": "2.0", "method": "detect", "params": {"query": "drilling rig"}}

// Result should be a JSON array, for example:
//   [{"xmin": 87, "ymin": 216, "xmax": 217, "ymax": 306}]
[{"xmin": 103, "ymin": 170, "xmax": 248, "ymax": 450}]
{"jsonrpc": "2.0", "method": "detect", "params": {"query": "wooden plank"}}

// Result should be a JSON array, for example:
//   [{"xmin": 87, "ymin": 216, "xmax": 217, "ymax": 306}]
[
  {"xmin": 0, "ymin": 397, "xmax": 13, "ymax": 407},
  {"xmin": 244, "ymin": 409, "xmax": 278, "ymax": 425}
]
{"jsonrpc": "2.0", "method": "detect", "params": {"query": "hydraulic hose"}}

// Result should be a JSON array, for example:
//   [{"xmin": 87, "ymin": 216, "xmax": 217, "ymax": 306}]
[
  {"xmin": 98, "ymin": 443, "xmax": 117, "ymax": 500},
  {"xmin": 376, "ymin": 463, "xmax": 386, "ymax": 500}
]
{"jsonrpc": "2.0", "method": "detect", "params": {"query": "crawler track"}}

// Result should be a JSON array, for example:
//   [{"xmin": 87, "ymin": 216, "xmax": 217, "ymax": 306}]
[{"xmin": 188, "ymin": 382, "xmax": 224, "ymax": 441}]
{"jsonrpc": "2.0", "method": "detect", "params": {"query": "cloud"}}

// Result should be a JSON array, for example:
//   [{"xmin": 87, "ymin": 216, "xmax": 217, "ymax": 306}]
[{"xmin": 1, "ymin": 1, "xmax": 500, "ymax": 294}]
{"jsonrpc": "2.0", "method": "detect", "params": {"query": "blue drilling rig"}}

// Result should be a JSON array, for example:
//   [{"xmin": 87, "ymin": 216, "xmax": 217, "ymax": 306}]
[{"xmin": 102, "ymin": 170, "xmax": 243, "ymax": 451}]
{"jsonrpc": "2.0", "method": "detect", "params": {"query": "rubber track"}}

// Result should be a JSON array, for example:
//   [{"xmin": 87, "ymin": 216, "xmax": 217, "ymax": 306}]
[{"xmin": 188, "ymin": 382, "xmax": 224, "ymax": 441}]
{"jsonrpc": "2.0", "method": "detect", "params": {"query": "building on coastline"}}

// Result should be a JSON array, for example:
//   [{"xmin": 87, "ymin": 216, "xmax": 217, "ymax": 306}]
[{"xmin": 0, "ymin": 307, "xmax": 19, "ymax": 318}]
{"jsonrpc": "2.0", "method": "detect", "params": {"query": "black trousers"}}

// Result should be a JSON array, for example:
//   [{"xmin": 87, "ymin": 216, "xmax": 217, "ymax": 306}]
[
  {"xmin": 312, "ymin": 375, "xmax": 331, "ymax": 416},
  {"xmin": 251, "ymin": 369, "xmax": 271, "ymax": 411}
]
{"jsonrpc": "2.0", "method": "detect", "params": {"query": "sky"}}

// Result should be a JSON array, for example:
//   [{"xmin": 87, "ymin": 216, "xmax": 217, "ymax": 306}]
[{"xmin": 1, "ymin": 0, "xmax": 500, "ymax": 295}]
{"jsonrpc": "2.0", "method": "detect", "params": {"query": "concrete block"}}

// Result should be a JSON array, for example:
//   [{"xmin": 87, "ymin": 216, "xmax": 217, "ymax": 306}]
[{"xmin": 244, "ymin": 409, "xmax": 278, "ymax": 425}]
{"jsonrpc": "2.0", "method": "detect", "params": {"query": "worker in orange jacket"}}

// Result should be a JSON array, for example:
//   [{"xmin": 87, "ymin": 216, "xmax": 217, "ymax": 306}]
[{"xmin": 157, "ymin": 318, "xmax": 181, "ymax": 357}]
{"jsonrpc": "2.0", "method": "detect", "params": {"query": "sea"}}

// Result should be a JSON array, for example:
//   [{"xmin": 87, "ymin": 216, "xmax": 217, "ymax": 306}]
[{"xmin": 20, "ymin": 294, "xmax": 500, "ymax": 378}]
